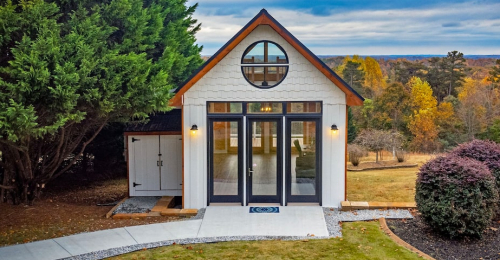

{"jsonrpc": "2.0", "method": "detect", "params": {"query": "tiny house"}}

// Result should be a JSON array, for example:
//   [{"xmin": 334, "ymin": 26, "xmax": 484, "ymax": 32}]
[{"xmin": 125, "ymin": 9, "xmax": 363, "ymax": 209}]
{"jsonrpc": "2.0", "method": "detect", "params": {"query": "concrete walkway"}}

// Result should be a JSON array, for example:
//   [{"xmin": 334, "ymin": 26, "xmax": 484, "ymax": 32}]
[{"xmin": 0, "ymin": 206, "xmax": 329, "ymax": 260}]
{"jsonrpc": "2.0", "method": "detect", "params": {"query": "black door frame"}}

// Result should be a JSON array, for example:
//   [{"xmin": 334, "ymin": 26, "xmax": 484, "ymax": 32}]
[
  {"xmin": 285, "ymin": 116, "xmax": 322, "ymax": 204},
  {"xmin": 207, "ymin": 117, "xmax": 244, "ymax": 204},
  {"xmin": 246, "ymin": 116, "xmax": 283, "ymax": 204}
]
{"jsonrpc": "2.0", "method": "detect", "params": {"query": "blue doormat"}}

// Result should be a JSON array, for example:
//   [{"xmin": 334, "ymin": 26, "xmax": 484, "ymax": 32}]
[{"xmin": 249, "ymin": 207, "xmax": 279, "ymax": 213}]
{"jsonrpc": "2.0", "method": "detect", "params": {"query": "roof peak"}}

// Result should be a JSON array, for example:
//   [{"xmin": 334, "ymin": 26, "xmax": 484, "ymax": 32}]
[{"xmin": 170, "ymin": 9, "xmax": 364, "ymax": 106}]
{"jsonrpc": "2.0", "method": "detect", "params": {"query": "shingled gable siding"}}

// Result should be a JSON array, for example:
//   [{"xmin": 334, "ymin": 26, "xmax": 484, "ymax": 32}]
[{"xmin": 182, "ymin": 25, "xmax": 347, "ymax": 208}]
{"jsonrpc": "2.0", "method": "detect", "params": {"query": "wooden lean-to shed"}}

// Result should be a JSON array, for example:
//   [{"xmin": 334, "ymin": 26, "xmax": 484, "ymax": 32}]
[{"xmin": 124, "ymin": 9, "xmax": 363, "ymax": 209}]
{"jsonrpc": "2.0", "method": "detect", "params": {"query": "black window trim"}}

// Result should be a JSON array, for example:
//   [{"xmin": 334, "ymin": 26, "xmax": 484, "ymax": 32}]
[
  {"xmin": 207, "ymin": 101, "xmax": 323, "ymax": 116},
  {"xmin": 241, "ymin": 40, "xmax": 289, "ymax": 89},
  {"xmin": 241, "ymin": 40, "xmax": 289, "ymax": 65}
]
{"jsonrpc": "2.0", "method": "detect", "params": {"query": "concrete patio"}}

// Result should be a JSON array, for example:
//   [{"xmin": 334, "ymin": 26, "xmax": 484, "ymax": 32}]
[{"xmin": 0, "ymin": 206, "xmax": 329, "ymax": 260}]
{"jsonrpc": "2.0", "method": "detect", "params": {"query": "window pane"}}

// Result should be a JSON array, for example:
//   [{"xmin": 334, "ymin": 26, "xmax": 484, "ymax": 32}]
[
  {"xmin": 247, "ymin": 102, "xmax": 283, "ymax": 114},
  {"xmin": 213, "ymin": 121, "xmax": 239, "ymax": 195},
  {"xmin": 287, "ymin": 102, "xmax": 321, "ymax": 113},
  {"xmin": 242, "ymin": 66, "xmax": 288, "ymax": 87},
  {"xmin": 242, "ymin": 42, "xmax": 287, "ymax": 64},
  {"xmin": 251, "ymin": 121, "xmax": 278, "ymax": 196},
  {"xmin": 208, "ymin": 102, "xmax": 243, "ymax": 114},
  {"xmin": 291, "ymin": 121, "xmax": 317, "ymax": 196}
]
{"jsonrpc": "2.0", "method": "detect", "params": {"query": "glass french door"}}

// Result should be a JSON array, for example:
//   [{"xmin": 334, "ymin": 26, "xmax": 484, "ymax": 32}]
[
  {"xmin": 247, "ymin": 118, "xmax": 282, "ymax": 204},
  {"xmin": 208, "ymin": 118, "xmax": 243, "ymax": 203},
  {"xmin": 286, "ymin": 118, "xmax": 321, "ymax": 203}
]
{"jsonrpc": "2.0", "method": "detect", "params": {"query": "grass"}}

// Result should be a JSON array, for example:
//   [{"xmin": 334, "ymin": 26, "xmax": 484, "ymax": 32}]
[
  {"xmin": 111, "ymin": 222, "xmax": 421, "ymax": 260},
  {"xmin": 347, "ymin": 167, "xmax": 418, "ymax": 202},
  {"xmin": 357, "ymin": 152, "xmax": 433, "ymax": 165},
  {"xmin": 346, "ymin": 152, "xmax": 434, "ymax": 202}
]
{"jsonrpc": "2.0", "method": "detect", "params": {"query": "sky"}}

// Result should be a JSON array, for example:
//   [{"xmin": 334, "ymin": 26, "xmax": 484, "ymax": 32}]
[{"xmin": 185, "ymin": 0, "xmax": 500, "ymax": 56}]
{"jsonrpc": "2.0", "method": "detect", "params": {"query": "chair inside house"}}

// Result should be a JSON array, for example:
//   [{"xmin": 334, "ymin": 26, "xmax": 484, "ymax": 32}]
[{"xmin": 293, "ymin": 139, "xmax": 316, "ymax": 179}]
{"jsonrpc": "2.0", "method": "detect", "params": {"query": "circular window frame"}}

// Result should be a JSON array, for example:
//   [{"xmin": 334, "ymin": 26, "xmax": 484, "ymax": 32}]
[{"xmin": 241, "ymin": 40, "xmax": 289, "ymax": 89}]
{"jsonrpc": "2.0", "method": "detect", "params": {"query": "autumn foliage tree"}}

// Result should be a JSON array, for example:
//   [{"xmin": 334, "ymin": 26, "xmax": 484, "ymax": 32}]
[
  {"xmin": 364, "ymin": 57, "xmax": 386, "ymax": 97},
  {"xmin": 0, "ymin": 0, "xmax": 203, "ymax": 204},
  {"xmin": 407, "ymin": 77, "xmax": 440, "ymax": 152}
]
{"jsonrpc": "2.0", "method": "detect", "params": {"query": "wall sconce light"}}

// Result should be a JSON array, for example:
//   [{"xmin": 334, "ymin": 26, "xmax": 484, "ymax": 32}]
[
  {"xmin": 331, "ymin": 124, "xmax": 338, "ymax": 133},
  {"xmin": 190, "ymin": 124, "xmax": 198, "ymax": 134}
]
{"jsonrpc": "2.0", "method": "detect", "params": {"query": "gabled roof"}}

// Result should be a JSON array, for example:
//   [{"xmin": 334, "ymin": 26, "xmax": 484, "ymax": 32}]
[{"xmin": 170, "ymin": 9, "xmax": 364, "ymax": 106}]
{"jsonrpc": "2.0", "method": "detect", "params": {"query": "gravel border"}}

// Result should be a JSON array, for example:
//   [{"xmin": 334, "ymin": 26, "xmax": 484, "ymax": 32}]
[
  {"xmin": 113, "ymin": 196, "xmax": 161, "ymax": 214},
  {"xmin": 322, "ymin": 208, "xmax": 413, "ymax": 237},
  {"xmin": 188, "ymin": 208, "xmax": 205, "ymax": 220}
]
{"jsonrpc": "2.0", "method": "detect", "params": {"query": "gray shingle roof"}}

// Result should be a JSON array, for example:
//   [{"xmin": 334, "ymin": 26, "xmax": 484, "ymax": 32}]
[{"xmin": 125, "ymin": 109, "xmax": 181, "ymax": 132}]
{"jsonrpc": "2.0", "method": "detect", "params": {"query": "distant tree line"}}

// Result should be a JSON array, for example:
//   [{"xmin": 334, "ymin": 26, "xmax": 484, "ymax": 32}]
[{"xmin": 331, "ymin": 53, "xmax": 500, "ymax": 153}]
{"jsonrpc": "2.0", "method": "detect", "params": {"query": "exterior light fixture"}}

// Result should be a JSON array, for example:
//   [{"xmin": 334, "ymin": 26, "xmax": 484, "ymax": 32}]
[
  {"xmin": 190, "ymin": 124, "xmax": 198, "ymax": 134},
  {"xmin": 331, "ymin": 124, "xmax": 338, "ymax": 133}
]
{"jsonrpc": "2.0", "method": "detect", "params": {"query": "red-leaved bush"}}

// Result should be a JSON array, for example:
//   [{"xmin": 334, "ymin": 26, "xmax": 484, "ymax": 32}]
[
  {"xmin": 415, "ymin": 154, "xmax": 498, "ymax": 238},
  {"xmin": 450, "ymin": 139, "xmax": 500, "ymax": 187}
]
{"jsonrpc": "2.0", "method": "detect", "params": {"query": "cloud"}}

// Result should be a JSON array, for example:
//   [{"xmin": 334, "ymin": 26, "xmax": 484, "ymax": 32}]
[
  {"xmin": 442, "ymin": 22, "xmax": 462, "ymax": 27},
  {"xmin": 187, "ymin": 1, "xmax": 500, "ymax": 55}
]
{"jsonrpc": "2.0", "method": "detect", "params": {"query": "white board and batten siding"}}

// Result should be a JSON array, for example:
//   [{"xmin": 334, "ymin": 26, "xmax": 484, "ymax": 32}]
[
  {"xmin": 128, "ymin": 135, "xmax": 182, "ymax": 196},
  {"xmin": 182, "ymin": 25, "xmax": 347, "ymax": 209}
]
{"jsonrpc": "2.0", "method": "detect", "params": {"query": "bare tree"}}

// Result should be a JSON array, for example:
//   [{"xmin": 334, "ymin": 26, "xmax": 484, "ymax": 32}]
[{"xmin": 355, "ymin": 129, "xmax": 403, "ymax": 163}]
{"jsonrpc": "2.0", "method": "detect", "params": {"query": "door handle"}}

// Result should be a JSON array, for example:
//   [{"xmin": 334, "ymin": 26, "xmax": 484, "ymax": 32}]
[
  {"xmin": 160, "ymin": 161, "xmax": 163, "ymax": 166},
  {"xmin": 248, "ymin": 168, "xmax": 253, "ymax": 177},
  {"xmin": 157, "ymin": 161, "xmax": 159, "ymax": 166}
]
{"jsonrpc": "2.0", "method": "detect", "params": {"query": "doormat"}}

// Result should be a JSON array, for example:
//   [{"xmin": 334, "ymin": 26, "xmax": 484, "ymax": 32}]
[{"xmin": 249, "ymin": 207, "xmax": 280, "ymax": 213}]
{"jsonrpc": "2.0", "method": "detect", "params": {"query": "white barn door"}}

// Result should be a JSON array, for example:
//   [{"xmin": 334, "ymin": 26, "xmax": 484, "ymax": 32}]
[
  {"xmin": 129, "ymin": 135, "xmax": 160, "ymax": 193},
  {"xmin": 160, "ymin": 135, "xmax": 182, "ymax": 191}
]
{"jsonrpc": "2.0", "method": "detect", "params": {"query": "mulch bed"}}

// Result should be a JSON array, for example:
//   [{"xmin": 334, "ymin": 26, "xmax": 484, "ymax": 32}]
[
  {"xmin": 387, "ymin": 214, "xmax": 500, "ymax": 260},
  {"xmin": 0, "ymin": 176, "xmax": 180, "ymax": 247}
]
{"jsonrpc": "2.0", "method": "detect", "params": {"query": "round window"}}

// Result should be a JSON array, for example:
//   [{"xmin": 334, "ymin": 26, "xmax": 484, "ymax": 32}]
[{"xmin": 241, "ymin": 41, "xmax": 289, "ymax": 88}]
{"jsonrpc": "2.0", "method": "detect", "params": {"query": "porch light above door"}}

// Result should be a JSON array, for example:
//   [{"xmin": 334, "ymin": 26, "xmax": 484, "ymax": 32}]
[
  {"xmin": 331, "ymin": 124, "xmax": 338, "ymax": 133},
  {"xmin": 190, "ymin": 124, "xmax": 198, "ymax": 134}
]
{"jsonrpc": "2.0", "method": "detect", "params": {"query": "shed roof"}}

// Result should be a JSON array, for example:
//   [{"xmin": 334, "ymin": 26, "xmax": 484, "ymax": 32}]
[
  {"xmin": 170, "ymin": 9, "xmax": 364, "ymax": 107},
  {"xmin": 125, "ymin": 109, "xmax": 181, "ymax": 133}
]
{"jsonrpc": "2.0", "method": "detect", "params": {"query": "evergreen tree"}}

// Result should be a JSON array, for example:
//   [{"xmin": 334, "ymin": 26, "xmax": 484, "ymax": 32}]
[
  {"xmin": 342, "ymin": 60, "xmax": 365, "ymax": 95},
  {"xmin": 0, "ymin": 0, "xmax": 203, "ymax": 204},
  {"xmin": 426, "ymin": 57, "xmax": 447, "ymax": 102},
  {"xmin": 488, "ymin": 59, "xmax": 500, "ymax": 89},
  {"xmin": 347, "ymin": 107, "xmax": 357, "ymax": 143},
  {"xmin": 442, "ymin": 51, "xmax": 467, "ymax": 97},
  {"xmin": 393, "ymin": 59, "xmax": 426, "ymax": 85}
]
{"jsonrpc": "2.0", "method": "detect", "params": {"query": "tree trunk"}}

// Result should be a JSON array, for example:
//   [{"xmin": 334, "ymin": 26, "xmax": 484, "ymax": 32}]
[{"xmin": 376, "ymin": 151, "xmax": 379, "ymax": 163}]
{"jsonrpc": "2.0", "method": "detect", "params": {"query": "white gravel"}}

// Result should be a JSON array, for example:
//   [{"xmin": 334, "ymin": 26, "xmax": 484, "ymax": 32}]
[
  {"xmin": 113, "ymin": 196, "xmax": 161, "ymax": 214},
  {"xmin": 61, "ymin": 207, "xmax": 413, "ymax": 259},
  {"xmin": 322, "ymin": 208, "xmax": 413, "ymax": 237}
]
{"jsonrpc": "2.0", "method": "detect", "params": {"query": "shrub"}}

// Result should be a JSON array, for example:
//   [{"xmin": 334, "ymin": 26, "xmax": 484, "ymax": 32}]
[
  {"xmin": 395, "ymin": 149, "xmax": 408, "ymax": 163},
  {"xmin": 347, "ymin": 144, "xmax": 366, "ymax": 166},
  {"xmin": 415, "ymin": 155, "xmax": 498, "ymax": 238},
  {"xmin": 450, "ymin": 139, "xmax": 500, "ymax": 189}
]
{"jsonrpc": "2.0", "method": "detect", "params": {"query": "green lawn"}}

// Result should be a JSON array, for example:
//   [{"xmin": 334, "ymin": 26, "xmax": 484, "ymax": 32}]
[
  {"xmin": 347, "ymin": 167, "xmax": 418, "ymax": 202},
  {"xmin": 110, "ymin": 222, "xmax": 421, "ymax": 260}
]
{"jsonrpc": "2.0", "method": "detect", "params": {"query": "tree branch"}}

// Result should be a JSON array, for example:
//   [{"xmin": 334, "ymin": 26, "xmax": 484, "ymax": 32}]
[
  {"xmin": 0, "ymin": 184, "xmax": 15, "ymax": 190},
  {"xmin": 52, "ymin": 119, "xmax": 108, "ymax": 179}
]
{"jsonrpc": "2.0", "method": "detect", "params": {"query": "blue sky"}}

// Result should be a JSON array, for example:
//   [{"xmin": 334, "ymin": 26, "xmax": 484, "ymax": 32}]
[{"xmin": 186, "ymin": 0, "xmax": 500, "ymax": 55}]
